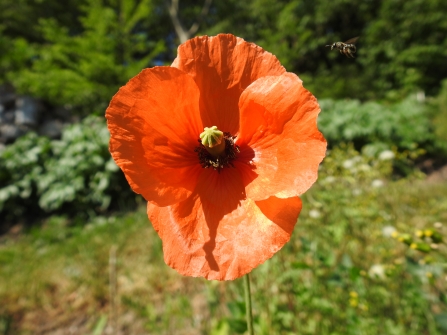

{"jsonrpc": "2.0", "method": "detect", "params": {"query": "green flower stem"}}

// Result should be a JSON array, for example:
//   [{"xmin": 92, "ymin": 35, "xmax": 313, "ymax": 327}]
[{"xmin": 244, "ymin": 273, "xmax": 254, "ymax": 335}]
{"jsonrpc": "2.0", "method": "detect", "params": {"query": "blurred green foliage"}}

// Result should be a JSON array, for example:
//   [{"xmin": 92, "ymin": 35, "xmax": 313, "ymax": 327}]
[
  {"xmin": 0, "ymin": 32, "xmax": 33, "ymax": 83},
  {"xmin": 202, "ymin": 0, "xmax": 447, "ymax": 100},
  {"xmin": 360, "ymin": 0, "xmax": 447, "ymax": 99},
  {"xmin": 319, "ymin": 95, "xmax": 444, "ymax": 155},
  {"xmin": 2, "ymin": 0, "xmax": 165, "ymax": 114},
  {"xmin": 0, "ymin": 117, "xmax": 136, "ymax": 223},
  {"xmin": 0, "ymin": 0, "xmax": 82, "ymax": 42},
  {"xmin": 429, "ymin": 79, "xmax": 447, "ymax": 149},
  {"xmin": 1, "ymin": 0, "xmax": 447, "ymax": 102}
]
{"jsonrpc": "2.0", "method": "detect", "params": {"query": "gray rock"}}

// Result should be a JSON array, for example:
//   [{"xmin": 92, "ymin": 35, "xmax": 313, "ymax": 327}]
[
  {"xmin": 39, "ymin": 119, "xmax": 64, "ymax": 138},
  {"xmin": 0, "ymin": 110, "xmax": 15, "ymax": 124},
  {"xmin": 0, "ymin": 124, "xmax": 23, "ymax": 142},
  {"xmin": 0, "ymin": 84, "xmax": 16, "ymax": 111},
  {"xmin": 15, "ymin": 96, "xmax": 41, "ymax": 126},
  {"xmin": 53, "ymin": 105, "xmax": 73, "ymax": 121}
]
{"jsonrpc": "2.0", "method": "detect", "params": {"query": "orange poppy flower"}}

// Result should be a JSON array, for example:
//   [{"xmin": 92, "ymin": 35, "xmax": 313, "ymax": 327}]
[{"xmin": 106, "ymin": 34, "xmax": 326, "ymax": 280}]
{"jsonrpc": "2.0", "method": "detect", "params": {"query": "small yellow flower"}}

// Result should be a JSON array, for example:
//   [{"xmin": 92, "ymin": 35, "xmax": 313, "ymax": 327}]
[
  {"xmin": 349, "ymin": 299, "xmax": 358, "ymax": 307},
  {"xmin": 349, "ymin": 291, "xmax": 358, "ymax": 298},
  {"xmin": 424, "ymin": 229, "xmax": 433, "ymax": 237}
]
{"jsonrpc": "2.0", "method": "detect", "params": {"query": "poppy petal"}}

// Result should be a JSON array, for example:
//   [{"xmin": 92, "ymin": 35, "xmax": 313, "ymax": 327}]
[
  {"xmin": 148, "ymin": 195, "xmax": 302, "ymax": 280},
  {"xmin": 237, "ymin": 72, "xmax": 327, "ymax": 200},
  {"xmin": 172, "ymin": 34, "xmax": 286, "ymax": 134},
  {"xmin": 106, "ymin": 67, "xmax": 204, "ymax": 206}
]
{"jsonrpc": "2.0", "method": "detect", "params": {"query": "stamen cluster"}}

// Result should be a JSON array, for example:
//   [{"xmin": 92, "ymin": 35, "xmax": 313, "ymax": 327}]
[{"xmin": 195, "ymin": 132, "xmax": 240, "ymax": 172}]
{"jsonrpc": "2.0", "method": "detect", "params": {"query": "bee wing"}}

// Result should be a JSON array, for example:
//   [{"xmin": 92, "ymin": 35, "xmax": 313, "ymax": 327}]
[{"xmin": 344, "ymin": 36, "xmax": 359, "ymax": 44}]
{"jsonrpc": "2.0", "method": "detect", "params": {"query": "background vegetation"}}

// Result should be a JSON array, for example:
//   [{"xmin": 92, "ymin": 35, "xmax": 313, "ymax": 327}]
[{"xmin": 1, "ymin": 0, "xmax": 447, "ymax": 334}]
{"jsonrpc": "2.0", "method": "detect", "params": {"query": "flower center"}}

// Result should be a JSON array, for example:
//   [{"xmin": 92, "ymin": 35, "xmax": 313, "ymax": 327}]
[{"xmin": 195, "ymin": 126, "xmax": 240, "ymax": 172}]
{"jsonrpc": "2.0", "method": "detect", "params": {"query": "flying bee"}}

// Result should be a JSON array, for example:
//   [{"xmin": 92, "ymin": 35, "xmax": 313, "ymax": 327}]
[{"xmin": 325, "ymin": 37, "xmax": 359, "ymax": 58}]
